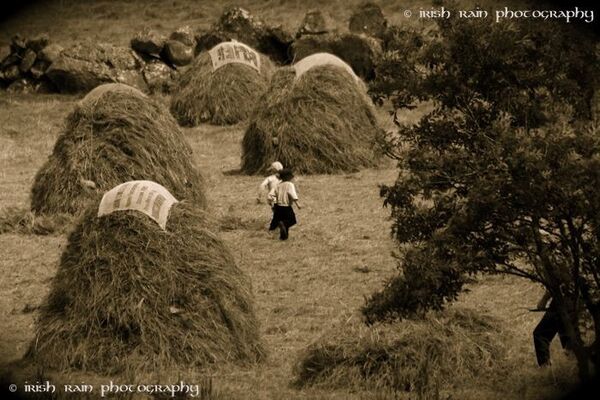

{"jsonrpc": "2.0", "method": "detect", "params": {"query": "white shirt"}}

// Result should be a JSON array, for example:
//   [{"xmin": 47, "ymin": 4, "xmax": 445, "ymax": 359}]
[{"xmin": 269, "ymin": 181, "xmax": 298, "ymax": 206}]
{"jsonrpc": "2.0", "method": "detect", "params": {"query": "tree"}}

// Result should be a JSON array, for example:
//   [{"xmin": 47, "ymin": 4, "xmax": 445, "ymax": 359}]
[{"xmin": 364, "ymin": 13, "xmax": 599, "ymax": 382}]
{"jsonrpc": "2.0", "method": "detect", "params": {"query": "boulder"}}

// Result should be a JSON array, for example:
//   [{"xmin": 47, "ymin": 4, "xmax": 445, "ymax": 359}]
[
  {"xmin": 38, "ymin": 43, "xmax": 63, "ymax": 63},
  {"xmin": 30, "ymin": 60, "xmax": 50, "ymax": 79},
  {"xmin": 0, "ymin": 45, "xmax": 11, "ymax": 65},
  {"xmin": 11, "ymin": 34, "xmax": 27, "ymax": 53},
  {"xmin": 162, "ymin": 40, "xmax": 193, "ymax": 66},
  {"xmin": 142, "ymin": 59, "xmax": 176, "ymax": 93},
  {"xmin": 7, "ymin": 78, "xmax": 35, "ymax": 93},
  {"xmin": 19, "ymin": 49, "xmax": 37, "ymax": 72},
  {"xmin": 296, "ymin": 10, "xmax": 333, "ymax": 37},
  {"xmin": 26, "ymin": 33, "xmax": 50, "ymax": 53},
  {"xmin": 45, "ymin": 42, "xmax": 145, "ymax": 93},
  {"xmin": 45, "ymin": 57, "xmax": 113, "ymax": 93},
  {"xmin": 195, "ymin": 6, "xmax": 293, "ymax": 64},
  {"xmin": 1, "ymin": 52, "xmax": 20, "ymax": 69},
  {"xmin": 170, "ymin": 26, "xmax": 195, "ymax": 47},
  {"xmin": 131, "ymin": 28, "xmax": 166, "ymax": 57},
  {"xmin": 114, "ymin": 69, "xmax": 148, "ymax": 92},
  {"xmin": 349, "ymin": 2, "xmax": 387, "ymax": 39},
  {"xmin": 3, "ymin": 65, "xmax": 21, "ymax": 82}
]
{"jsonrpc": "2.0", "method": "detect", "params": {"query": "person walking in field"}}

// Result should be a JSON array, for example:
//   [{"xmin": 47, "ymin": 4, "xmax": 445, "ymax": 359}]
[
  {"xmin": 257, "ymin": 161, "xmax": 283, "ymax": 204},
  {"xmin": 268, "ymin": 168, "xmax": 301, "ymax": 240},
  {"xmin": 533, "ymin": 290, "xmax": 573, "ymax": 366}
]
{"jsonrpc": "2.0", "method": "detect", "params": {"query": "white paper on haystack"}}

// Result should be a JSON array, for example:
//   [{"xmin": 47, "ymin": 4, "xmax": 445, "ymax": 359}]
[
  {"xmin": 97, "ymin": 180, "xmax": 178, "ymax": 230},
  {"xmin": 208, "ymin": 40, "xmax": 261, "ymax": 73},
  {"xmin": 293, "ymin": 52, "xmax": 359, "ymax": 82}
]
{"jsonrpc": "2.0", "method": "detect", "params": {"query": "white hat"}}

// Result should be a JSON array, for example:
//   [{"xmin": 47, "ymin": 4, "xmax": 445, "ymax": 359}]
[{"xmin": 270, "ymin": 161, "xmax": 283, "ymax": 171}]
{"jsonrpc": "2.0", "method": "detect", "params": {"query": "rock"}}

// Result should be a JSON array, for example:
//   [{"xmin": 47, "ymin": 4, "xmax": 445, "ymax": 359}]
[
  {"xmin": 3, "ymin": 65, "xmax": 21, "ymax": 81},
  {"xmin": 64, "ymin": 42, "xmax": 142, "ymax": 70},
  {"xmin": 26, "ymin": 33, "xmax": 50, "ymax": 53},
  {"xmin": 162, "ymin": 40, "xmax": 193, "ymax": 66},
  {"xmin": 45, "ymin": 57, "xmax": 113, "ymax": 93},
  {"xmin": 1, "ymin": 52, "xmax": 20, "ymax": 69},
  {"xmin": 7, "ymin": 78, "xmax": 35, "ymax": 93},
  {"xmin": 0, "ymin": 45, "xmax": 11, "ymax": 64},
  {"xmin": 349, "ymin": 2, "xmax": 387, "ymax": 38},
  {"xmin": 290, "ymin": 33, "xmax": 382, "ymax": 80},
  {"xmin": 131, "ymin": 28, "xmax": 166, "ymax": 57},
  {"xmin": 297, "ymin": 10, "xmax": 332, "ymax": 37},
  {"xmin": 38, "ymin": 43, "xmax": 63, "ymax": 63},
  {"xmin": 11, "ymin": 34, "xmax": 27, "ymax": 53},
  {"xmin": 19, "ymin": 49, "xmax": 37, "ymax": 72},
  {"xmin": 195, "ymin": 6, "xmax": 293, "ymax": 64},
  {"xmin": 142, "ymin": 59, "xmax": 176, "ymax": 93},
  {"xmin": 30, "ymin": 60, "xmax": 50, "ymax": 79},
  {"xmin": 169, "ymin": 26, "xmax": 195, "ymax": 47},
  {"xmin": 45, "ymin": 41, "xmax": 146, "ymax": 93},
  {"xmin": 114, "ymin": 69, "xmax": 148, "ymax": 92}
]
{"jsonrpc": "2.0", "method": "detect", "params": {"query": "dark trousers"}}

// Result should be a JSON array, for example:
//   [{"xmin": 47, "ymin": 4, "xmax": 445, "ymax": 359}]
[{"xmin": 533, "ymin": 301, "xmax": 572, "ymax": 366}]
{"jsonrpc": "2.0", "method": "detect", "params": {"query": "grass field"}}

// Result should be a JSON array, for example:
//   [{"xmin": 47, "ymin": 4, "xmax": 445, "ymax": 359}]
[{"xmin": 0, "ymin": 1, "xmax": 586, "ymax": 399}]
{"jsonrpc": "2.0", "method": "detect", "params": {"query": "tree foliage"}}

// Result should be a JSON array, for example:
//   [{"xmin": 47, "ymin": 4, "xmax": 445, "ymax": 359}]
[{"xmin": 364, "ymin": 11, "xmax": 599, "ymax": 380}]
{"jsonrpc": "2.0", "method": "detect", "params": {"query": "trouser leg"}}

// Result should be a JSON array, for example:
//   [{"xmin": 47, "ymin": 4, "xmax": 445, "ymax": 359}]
[{"xmin": 533, "ymin": 310, "xmax": 560, "ymax": 366}]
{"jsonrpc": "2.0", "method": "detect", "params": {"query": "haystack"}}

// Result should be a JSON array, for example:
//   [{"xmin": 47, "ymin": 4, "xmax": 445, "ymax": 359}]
[
  {"xmin": 31, "ymin": 83, "xmax": 206, "ymax": 216},
  {"xmin": 27, "ymin": 187, "xmax": 265, "ymax": 375},
  {"xmin": 242, "ymin": 54, "xmax": 382, "ymax": 174},
  {"xmin": 294, "ymin": 308, "xmax": 508, "ymax": 393},
  {"xmin": 170, "ymin": 41, "xmax": 274, "ymax": 126}
]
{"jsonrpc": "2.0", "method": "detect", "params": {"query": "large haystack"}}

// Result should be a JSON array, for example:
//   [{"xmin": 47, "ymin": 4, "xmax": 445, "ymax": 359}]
[
  {"xmin": 27, "ymin": 193, "xmax": 265, "ymax": 375},
  {"xmin": 170, "ymin": 42, "xmax": 274, "ymax": 126},
  {"xmin": 242, "ymin": 54, "xmax": 382, "ymax": 174},
  {"xmin": 294, "ymin": 308, "xmax": 508, "ymax": 394},
  {"xmin": 31, "ymin": 83, "xmax": 206, "ymax": 215}
]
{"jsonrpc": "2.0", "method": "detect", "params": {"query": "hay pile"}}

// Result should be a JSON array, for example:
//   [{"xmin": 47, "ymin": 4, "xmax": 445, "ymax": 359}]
[
  {"xmin": 26, "ymin": 199, "xmax": 265, "ymax": 375},
  {"xmin": 294, "ymin": 308, "xmax": 508, "ymax": 394},
  {"xmin": 170, "ymin": 45, "xmax": 274, "ymax": 126},
  {"xmin": 242, "ymin": 57, "xmax": 382, "ymax": 174},
  {"xmin": 31, "ymin": 84, "xmax": 206, "ymax": 216}
]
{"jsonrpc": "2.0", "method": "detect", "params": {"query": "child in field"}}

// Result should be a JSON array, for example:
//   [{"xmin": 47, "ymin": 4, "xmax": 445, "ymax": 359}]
[
  {"xmin": 268, "ymin": 168, "xmax": 301, "ymax": 240},
  {"xmin": 257, "ymin": 161, "xmax": 283, "ymax": 204}
]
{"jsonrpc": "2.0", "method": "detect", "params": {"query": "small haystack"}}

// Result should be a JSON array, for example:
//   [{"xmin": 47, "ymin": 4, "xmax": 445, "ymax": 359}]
[
  {"xmin": 242, "ymin": 54, "xmax": 382, "ymax": 174},
  {"xmin": 31, "ymin": 83, "xmax": 206, "ymax": 216},
  {"xmin": 27, "ymin": 191, "xmax": 265, "ymax": 375},
  {"xmin": 170, "ymin": 41, "xmax": 274, "ymax": 126},
  {"xmin": 294, "ymin": 308, "xmax": 508, "ymax": 394}
]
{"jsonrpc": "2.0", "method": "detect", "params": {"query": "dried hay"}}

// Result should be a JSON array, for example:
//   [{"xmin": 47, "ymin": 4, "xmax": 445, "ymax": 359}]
[
  {"xmin": 289, "ymin": 33, "xmax": 382, "ymax": 81},
  {"xmin": 26, "ymin": 200, "xmax": 265, "ymax": 375},
  {"xmin": 293, "ymin": 52, "xmax": 359, "ymax": 82},
  {"xmin": 294, "ymin": 308, "xmax": 508, "ymax": 394},
  {"xmin": 31, "ymin": 84, "xmax": 206, "ymax": 216},
  {"xmin": 0, "ymin": 207, "xmax": 72, "ymax": 235},
  {"xmin": 241, "ymin": 63, "xmax": 382, "ymax": 174},
  {"xmin": 79, "ymin": 82, "xmax": 146, "ymax": 106},
  {"xmin": 170, "ymin": 47, "xmax": 275, "ymax": 126}
]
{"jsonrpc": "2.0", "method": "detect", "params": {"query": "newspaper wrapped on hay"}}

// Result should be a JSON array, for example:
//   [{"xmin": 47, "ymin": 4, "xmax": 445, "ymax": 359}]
[
  {"xmin": 26, "ymin": 181, "xmax": 265, "ymax": 375},
  {"xmin": 30, "ymin": 83, "xmax": 206, "ymax": 216},
  {"xmin": 170, "ymin": 41, "xmax": 275, "ymax": 126},
  {"xmin": 241, "ymin": 53, "xmax": 382, "ymax": 174}
]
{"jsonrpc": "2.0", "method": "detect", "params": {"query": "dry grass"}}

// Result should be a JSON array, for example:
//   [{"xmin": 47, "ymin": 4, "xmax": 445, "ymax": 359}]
[
  {"xmin": 31, "ymin": 86, "xmax": 206, "ymax": 216},
  {"xmin": 0, "ymin": 90, "xmax": 580, "ymax": 399},
  {"xmin": 0, "ymin": 0, "xmax": 586, "ymax": 399},
  {"xmin": 294, "ymin": 307, "xmax": 509, "ymax": 395},
  {"xmin": 27, "ymin": 201, "xmax": 265, "ymax": 376},
  {"xmin": 242, "ymin": 65, "xmax": 382, "ymax": 174},
  {"xmin": 170, "ymin": 50, "xmax": 274, "ymax": 126}
]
